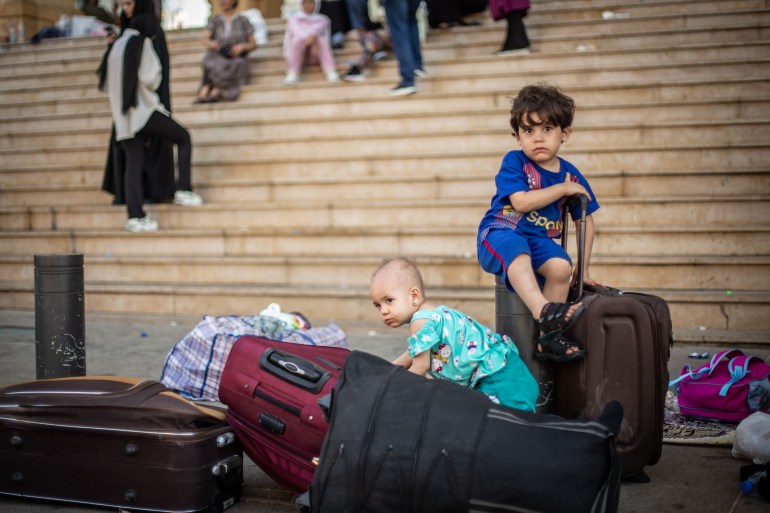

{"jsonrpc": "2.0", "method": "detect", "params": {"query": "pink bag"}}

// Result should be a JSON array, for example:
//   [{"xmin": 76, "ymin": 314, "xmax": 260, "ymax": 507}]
[{"xmin": 670, "ymin": 349, "xmax": 770, "ymax": 422}]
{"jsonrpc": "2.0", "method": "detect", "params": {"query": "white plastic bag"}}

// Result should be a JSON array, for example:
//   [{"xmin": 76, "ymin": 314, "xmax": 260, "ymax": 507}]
[
  {"xmin": 241, "ymin": 8, "xmax": 268, "ymax": 46},
  {"xmin": 732, "ymin": 411, "xmax": 770, "ymax": 463}
]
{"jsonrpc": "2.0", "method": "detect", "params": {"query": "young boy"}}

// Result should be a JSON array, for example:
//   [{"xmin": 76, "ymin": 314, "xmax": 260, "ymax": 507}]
[
  {"xmin": 370, "ymin": 257, "xmax": 538, "ymax": 411},
  {"xmin": 477, "ymin": 83, "xmax": 600, "ymax": 363}
]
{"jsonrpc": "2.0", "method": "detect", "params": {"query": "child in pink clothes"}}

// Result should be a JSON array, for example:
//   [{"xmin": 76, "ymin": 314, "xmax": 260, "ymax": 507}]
[{"xmin": 282, "ymin": 0, "xmax": 340, "ymax": 84}]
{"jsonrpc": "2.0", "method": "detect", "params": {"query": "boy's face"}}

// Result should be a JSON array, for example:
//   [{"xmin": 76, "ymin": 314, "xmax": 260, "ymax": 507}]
[
  {"xmin": 369, "ymin": 270, "xmax": 418, "ymax": 328},
  {"xmin": 513, "ymin": 112, "xmax": 571, "ymax": 171}
]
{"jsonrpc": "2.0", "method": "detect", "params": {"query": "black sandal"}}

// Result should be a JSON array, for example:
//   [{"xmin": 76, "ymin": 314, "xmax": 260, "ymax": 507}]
[
  {"xmin": 537, "ymin": 301, "xmax": 586, "ymax": 335},
  {"xmin": 534, "ymin": 331, "xmax": 586, "ymax": 363}
]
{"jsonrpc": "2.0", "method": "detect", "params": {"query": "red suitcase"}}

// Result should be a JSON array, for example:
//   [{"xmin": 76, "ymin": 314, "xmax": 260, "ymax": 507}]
[
  {"xmin": 0, "ymin": 376, "xmax": 243, "ymax": 512},
  {"xmin": 555, "ymin": 196, "xmax": 672, "ymax": 480},
  {"xmin": 218, "ymin": 336, "xmax": 350, "ymax": 492}
]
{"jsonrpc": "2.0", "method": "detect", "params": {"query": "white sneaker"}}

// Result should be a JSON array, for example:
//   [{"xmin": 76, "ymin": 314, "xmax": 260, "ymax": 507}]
[
  {"xmin": 125, "ymin": 216, "xmax": 159, "ymax": 232},
  {"xmin": 174, "ymin": 190, "xmax": 203, "ymax": 207},
  {"xmin": 414, "ymin": 68, "xmax": 428, "ymax": 78},
  {"xmin": 282, "ymin": 72, "xmax": 299, "ymax": 85},
  {"xmin": 389, "ymin": 84, "xmax": 416, "ymax": 96},
  {"xmin": 326, "ymin": 71, "xmax": 340, "ymax": 82}
]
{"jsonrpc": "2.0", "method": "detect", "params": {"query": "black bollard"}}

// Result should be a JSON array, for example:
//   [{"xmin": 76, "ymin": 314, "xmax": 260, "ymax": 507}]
[
  {"xmin": 34, "ymin": 254, "xmax": 86, "ymax": 379},
  {"xmin": 495, "ymin": 276, "xmax": 554, "ymax": 413}
]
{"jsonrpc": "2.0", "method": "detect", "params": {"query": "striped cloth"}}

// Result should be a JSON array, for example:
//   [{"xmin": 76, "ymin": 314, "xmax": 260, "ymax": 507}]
[{"xmin": 159, "ymin": 315, "xmax": 347, "ymax": 401}]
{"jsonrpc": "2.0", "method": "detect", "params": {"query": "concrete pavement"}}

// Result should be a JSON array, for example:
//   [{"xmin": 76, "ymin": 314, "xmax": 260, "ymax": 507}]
[{"xmin": 0, "ymin": 309, "xmax": 768, "ymax": 513}]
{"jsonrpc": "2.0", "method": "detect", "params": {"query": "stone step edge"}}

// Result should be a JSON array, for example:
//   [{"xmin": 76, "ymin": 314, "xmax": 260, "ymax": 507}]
[
  {"xmin": 4, "ymin": 16, "xmax": 767, "ymax": 74},
  {"xmin": 1, "ymin": 118, "xmax": 767, "ymax": 156},
  {"xmin": 4, "ymin": 171, "xmax": 770, "ymax": 195},
  {"xmin": 1, "ymin": 224, "xmax": 768, "ymax": 237},
  {"xmin": 2, "ymin": 253, "xmax": 769, "ymax": 264},
  {"xmin": 6, "ymin": 0, "xmax": 759, "ymax": 56},
  {"xmin": 3, "ymin": 41, "xmax": 769, "ymax": 96},
  {"xmin": 4, "ymin": 96, "xmax": 770, "ymax": 137},
  {"xmin": 3, "ymin": 61, "xmax": 767, "ymax": 110},
  {"xmin": 0, "ymin": 194, "xmax": 766, "ymax": 211},
  {"xmin": 1, "ymin": 159, "xmax": 765, "ymax": 180}
]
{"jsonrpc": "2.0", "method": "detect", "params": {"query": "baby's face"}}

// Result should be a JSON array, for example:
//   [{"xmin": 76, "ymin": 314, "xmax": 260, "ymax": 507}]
[{"xmin": 369, "ymin": 271, "xmax": 416, "ymax": 328}]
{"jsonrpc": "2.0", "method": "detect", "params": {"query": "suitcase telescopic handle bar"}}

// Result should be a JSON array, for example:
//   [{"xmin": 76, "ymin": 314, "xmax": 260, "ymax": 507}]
[{"xmin": 560, "ymin": 194, "xmax": 588, "ymax": 299}]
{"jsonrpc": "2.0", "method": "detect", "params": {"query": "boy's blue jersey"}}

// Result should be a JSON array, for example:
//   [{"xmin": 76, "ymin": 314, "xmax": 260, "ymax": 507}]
[{"xmin": 478, "ymin": 150, "xmax": 600, "ymax": 241}]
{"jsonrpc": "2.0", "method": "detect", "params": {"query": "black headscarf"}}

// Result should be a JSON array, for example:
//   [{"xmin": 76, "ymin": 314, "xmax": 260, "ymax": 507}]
[
  {"xmin": 119, "ymin": 0, "xmax": 157, "ymax": 32},
  {"xmin": 120, "ymin": 0, "xmax": 171, "ymax": 111}
]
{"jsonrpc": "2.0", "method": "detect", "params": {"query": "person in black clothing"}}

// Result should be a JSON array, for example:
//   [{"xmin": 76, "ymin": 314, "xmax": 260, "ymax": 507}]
[
  {"xmin": 101, "ymin": 0, "xmax": 176, "ymax": 208},
  {"xmin": 426, "ymin": 0, "xmax": 486, "ymax": 29}
]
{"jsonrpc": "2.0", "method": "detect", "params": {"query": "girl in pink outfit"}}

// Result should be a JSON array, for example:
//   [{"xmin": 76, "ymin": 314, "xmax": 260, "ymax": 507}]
[{"xmin": 282, "ymin": 0, "xmax": 339, "ymax": 84}]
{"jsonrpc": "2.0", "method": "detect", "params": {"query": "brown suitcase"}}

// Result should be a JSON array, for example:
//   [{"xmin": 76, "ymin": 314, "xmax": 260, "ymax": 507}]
[
  {"xmin": 554, "ymin": 196, "xmax": 672, "ymax": 481},
  {"xmin": 0, "ymin": 376, "xmax": 243, "ymax": 512}
]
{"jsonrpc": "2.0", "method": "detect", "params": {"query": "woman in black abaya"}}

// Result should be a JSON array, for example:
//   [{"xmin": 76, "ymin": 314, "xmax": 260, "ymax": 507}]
[{"xmin": 101, "ymin": 0, "xmax": 176, "ymax": 205}]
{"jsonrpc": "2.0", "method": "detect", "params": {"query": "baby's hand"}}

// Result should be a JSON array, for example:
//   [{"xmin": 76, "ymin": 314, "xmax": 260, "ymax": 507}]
[{"xmin": 563, "ymin": 173, "xmax": 591, "ymax": 200}]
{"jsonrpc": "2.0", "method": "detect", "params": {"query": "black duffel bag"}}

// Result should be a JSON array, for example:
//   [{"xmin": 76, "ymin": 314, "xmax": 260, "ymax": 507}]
[{"xmin": 297, "ymin": 350, "xmax": 622, "ymax": 513}]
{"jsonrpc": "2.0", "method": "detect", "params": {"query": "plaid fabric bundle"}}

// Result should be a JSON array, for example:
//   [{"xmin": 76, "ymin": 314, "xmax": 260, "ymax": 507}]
[{"xmin": 159, "ymin": 315, "xmax": 347, "ymax": 401}]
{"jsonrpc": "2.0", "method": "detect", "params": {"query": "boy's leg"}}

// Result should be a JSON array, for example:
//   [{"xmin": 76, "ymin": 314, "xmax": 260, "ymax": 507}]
[
  {"xmin": 537, "ymin": 257, "xmax": 573, "ymax": 303},
  {"xmin": 506, "ymin": 253, "xmax": 549, "ymax": 320},
  {"xmin": 480, "ymin": 232, "xmax": 583, "ymax": 358}
]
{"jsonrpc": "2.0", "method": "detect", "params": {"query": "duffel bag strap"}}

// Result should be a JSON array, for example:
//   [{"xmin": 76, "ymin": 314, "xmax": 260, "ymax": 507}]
[{"xmin": 719, "ymin": 356, "xmax": 755, "ymax": 397}]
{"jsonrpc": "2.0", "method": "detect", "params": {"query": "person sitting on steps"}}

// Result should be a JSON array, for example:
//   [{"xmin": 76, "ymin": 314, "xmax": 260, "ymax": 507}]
[{"xmin": 477, "ymin": 83, "xmax": 601, "ymax": 363}]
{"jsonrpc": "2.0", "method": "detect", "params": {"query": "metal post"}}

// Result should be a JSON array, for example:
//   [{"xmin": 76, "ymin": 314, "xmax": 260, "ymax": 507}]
[
  {"xmin": 495, "ymin": 277, "xmax": 554, "ymax": 413},
  {"xmin": 34, "ymin": 254, "xmax": 86, "ymax": 379}
]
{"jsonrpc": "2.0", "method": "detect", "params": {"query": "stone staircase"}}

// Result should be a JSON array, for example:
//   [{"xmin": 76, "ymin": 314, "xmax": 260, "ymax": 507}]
[{"xmin": 0, "ymin": 0, "xmax": 768, "ymax": 344}]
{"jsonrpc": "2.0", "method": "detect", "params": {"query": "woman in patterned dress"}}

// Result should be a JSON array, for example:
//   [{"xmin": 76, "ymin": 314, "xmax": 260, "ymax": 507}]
[{"xmin": 196, "ymin": 0, "xmax": 257, "ymax": 103}]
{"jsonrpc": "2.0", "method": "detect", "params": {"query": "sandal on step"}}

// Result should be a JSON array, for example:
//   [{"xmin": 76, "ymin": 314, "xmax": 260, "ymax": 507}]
[
  {"xmin": 534, "ymin": 331, "xmax": 586, "ymax": 363},
  {"xmin": 537, "ymin": 301, "xmax": 586, "ymax": 335}
]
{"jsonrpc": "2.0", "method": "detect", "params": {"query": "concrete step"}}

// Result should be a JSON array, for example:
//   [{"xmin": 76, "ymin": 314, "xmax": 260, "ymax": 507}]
[
  {"xmin": 4, "ymin": 96, "xmax": 770, "ymax": 145},
  {"xmin": 2, "ymin": 253, "xmax": 767, "ymax": 291},
  {"xmin": 4, "ymin": 74, "xmax": 769, "ymax": 129},
  {"xmin": 3, "ymin": 163, "xmax": 768, "ymax": 202},
  {"xmin": 2, "ymin": 144, "xmax": 766, "ymax": 191},
  {"xmin": 1, "ymin": 0, "xmax": 763, "ymax": 68},
  {"xmin": 1, "ymin": 279, "xmax": 767, "ymax": 332},
  {"xmin": 0, "ymin": 119, "xmax": 765, "ymax": 168},
  {"xmin": 3, "ymin": 38, "xmax": 767, "ymax": 93},
  {"xmin": 3, "ymin": 56, "xmax": 767, "ymax": 118},
  {"xmin": 5, "ymin": 13, "xmax": 768, "ymax": 81},
  {"xmin": 0, "ymin": 224, "xmax": 766, "ymax": 258}
]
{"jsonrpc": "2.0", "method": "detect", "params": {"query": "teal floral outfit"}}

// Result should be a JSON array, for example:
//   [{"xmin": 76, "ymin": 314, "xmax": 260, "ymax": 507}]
[{"xmin": 408, "ymin": 305, "xmax": 538, "ymax": 411}]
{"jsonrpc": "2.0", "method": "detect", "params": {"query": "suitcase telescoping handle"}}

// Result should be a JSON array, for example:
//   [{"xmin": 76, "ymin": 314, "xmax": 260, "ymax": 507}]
[
  {"xmin": 561, "ymin": 194, "xmax": 588, "ymax": 299},
  {"xmin": 259, "ymin": 348, "xmax": 332, "ymax": 394}
]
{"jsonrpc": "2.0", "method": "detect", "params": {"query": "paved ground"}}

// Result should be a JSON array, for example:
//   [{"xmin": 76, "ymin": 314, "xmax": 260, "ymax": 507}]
[{"xmin": 0, "ymin": 309, "xmax": 768, "ymax": 513}]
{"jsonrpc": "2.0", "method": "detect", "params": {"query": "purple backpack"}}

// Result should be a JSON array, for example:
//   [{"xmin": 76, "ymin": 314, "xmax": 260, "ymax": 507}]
[{"xmin": 670, "ymin": 349, "xmax": 770, "ymax": 422}]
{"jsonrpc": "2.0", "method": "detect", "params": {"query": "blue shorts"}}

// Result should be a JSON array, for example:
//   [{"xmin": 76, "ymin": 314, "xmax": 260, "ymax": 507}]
[
  {"xmin": 478, "ymin": 230, "xmax": 571, "ymax": 292},
  {"xmin": 474, "ymin": 344, "xmax": 538, "ymax": 412}
]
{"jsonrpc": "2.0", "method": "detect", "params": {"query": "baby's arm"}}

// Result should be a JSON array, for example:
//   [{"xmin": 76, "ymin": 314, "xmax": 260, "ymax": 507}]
[
  {"xmin": 510, "ymin": 172, "xmax": 591, "ymax": 213},
  {"xmin": 407, "ymin": 350, "xmax": 431, "ymax": 376},
  {"xmin": 392, "ymin": 350, "xmax": 413, "ymax": 369}
]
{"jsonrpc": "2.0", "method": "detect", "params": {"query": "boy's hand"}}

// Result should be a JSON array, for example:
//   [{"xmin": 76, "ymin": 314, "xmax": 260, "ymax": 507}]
[{"xmin": 563, "ymin": 172, "xmax": 591, "ymax": 201}]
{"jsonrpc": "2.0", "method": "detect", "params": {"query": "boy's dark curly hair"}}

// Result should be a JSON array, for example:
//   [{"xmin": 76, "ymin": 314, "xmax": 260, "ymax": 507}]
[{"xmin": 509, "ymin": 83, "xmax": 576, "ymax": 134}]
